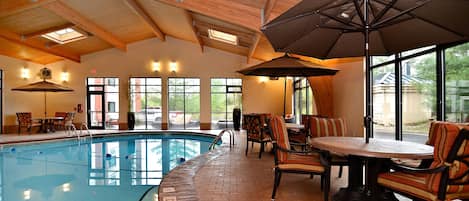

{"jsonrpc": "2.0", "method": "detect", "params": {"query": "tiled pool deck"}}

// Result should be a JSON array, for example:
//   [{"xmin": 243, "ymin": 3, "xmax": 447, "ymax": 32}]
[{"xmin": 159, "ymin": 130, "xmax": 348, "ymax": 201}]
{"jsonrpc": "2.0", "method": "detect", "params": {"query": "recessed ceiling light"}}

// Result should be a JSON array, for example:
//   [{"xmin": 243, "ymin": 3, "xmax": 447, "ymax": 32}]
[
  {"xmin": 41, "ymin": 27, "xmax": 87, "ymax": 44},
  {"xmin": 208, "ymin": 29, "xmax": 238, "ymax": 45}
]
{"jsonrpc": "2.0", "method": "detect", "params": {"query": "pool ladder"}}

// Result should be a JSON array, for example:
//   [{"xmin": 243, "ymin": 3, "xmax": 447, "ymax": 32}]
[
  {"xmin": 66, "ymin": 122, "xmax": 92, "ymax": 140},
  {"xmin": 209, "ymin": 129, "xmax": 236, "ymax": 150}
]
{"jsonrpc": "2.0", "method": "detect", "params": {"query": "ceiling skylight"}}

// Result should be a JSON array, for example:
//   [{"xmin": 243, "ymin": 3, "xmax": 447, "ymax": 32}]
[
  {"xmin": 41, "ymin": 28, "xmax": 86, "ymax": 44},
  {"xmin": 208, "ymin": 29, "xmax": 238, "ymax": 45}
]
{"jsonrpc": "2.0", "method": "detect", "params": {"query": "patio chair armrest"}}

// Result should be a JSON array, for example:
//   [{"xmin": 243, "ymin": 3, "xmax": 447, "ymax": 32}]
[{"xmin": 389, "ymin": 161, "xmax": 448, "ymax": 174}]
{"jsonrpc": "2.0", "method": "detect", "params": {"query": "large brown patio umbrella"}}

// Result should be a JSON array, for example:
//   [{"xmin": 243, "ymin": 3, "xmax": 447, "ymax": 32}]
[
  {"xmin": 261, "ymin": 0, "xmax": 469, "ymax": 142},
  {"xmin": 12, "ymin": 79, "xmax": 74, "ymax": 117},
  {"xmin": 238, "ymin": 54, "xmax": 338, "ymax": 116}
]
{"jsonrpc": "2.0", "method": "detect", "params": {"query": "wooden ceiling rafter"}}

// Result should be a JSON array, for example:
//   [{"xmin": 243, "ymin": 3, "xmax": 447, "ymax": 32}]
[
  {"xmin": 184, "ymin": 10, "xmax": 204, "ymax": 53},
  {"xmin": 247, "ymin": 33, "xmax": 261, "ymax": 64},
  {"xmin": 124, "ymin": 0, "xmax": 165, "ymax": 41},
  {"xmin": 21, "ymin": 22, "xmax": 75, "ymax": 39},
  {"xmin": 156, "ymin": 0, "xmax": 262, "ymax": 32},
  {"xmin": 42, "ymin": 1, "xmax": 127, "ymax": 51},
  {"xmin": 0, "ymin": 28, "xmax": 80, "ymax": 62},
  {"xmin": 262, "ymin": 0, "xmax": 277, "ymax": 24},
  {"xmin": 0, "ymin": 0, "xmax": 57, "ymax": 18}
]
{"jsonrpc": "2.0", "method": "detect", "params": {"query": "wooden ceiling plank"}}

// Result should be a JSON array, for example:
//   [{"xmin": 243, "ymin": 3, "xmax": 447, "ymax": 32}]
[
  {"xmin": 124, "ymin": 0, "xmax": 165, "ymax": 41},
  {"xmin": 184, "ymin": 10, "xmax": 204, "ymax": 53},
  {"xmin": 22, "ymin": 23, "xmax": 75, "ymax": 39},
  {"xmin": 156, "ymin": 0, "xmax": 261, "ymax": 32},
  {"xmin": 0, "ymin": 28, "xmax": 80, "ymax": 62},
  {"xmin": 0, "ymin": 0, "xmax": 57, "ymax": 18},
  {"xmin": 42, "ymin": 1, "xmax": 127, "ymax": 51},
  {"xmin": 247, "ymin": 33, "xmax": 261, "ymax": 64}
]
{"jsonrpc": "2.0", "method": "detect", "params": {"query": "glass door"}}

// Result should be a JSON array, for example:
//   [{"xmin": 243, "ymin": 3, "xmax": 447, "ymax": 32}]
[{"xmin": 87, "ymin": 89, "xmax": 105, "ymax": 129}]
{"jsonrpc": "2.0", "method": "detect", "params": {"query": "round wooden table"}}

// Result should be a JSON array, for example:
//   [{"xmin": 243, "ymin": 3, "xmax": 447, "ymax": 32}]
[{"xmin": 310, "ymin": 137, "xmax": 434, "ymax": 201}]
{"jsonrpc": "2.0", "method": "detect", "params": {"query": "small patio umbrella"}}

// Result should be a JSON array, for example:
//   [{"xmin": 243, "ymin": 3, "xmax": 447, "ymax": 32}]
[
  {"xmin": 12, "ymin": 79, "xmax": 74, "ymax": 117},
  {"xmin": 261, "ymin": 0, "xmax": 469, "ymax": 142},
  {"xmin": 237, "ymin": 54, "xmax": 338, "ymax": 116}
]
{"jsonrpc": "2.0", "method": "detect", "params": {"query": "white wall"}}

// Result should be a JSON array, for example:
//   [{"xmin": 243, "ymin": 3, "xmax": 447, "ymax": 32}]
[{"xmin": 1, "ymin": 36, "xmax": 287, "ymax": 131}]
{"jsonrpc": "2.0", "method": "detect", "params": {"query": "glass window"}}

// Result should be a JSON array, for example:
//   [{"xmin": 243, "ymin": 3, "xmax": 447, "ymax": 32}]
[
  {"xmin": 370, "ymin": 41, "xmax": 469, "ymax": 143},
  {"xmin": 168, "ymin": 78, "xmax": 200, "ymax": 129},
  {"xmin": 372, "ymin": 64, "xmax": 396, "ymax": 140},
  {"xmin": 445, "ymin": 43, "xmax": 469, "ymax": 123},
  {"xmin": 293, "ymin": 78, "xmax": 315, "ymax": 123},
  {"xmin": 401, "ymin": 52, "xmax": 436, "ymax": 143},
  {"xmin": 211, "ymin": 78, "xmax": 242, "ymax": 129},
  {"xmin": 130, "ymin": 78, "xmax": 162, "ymax": 129}
]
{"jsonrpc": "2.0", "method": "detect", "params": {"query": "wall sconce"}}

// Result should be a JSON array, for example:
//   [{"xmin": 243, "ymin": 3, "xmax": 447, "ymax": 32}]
[
  {"xmin": 21, "ymin": 67, "xmax": 30, "ymax": 80},
  {"xmin": 152, "ymin": 61, "xmax": 160, "ymax": 72},
  {"xmin": 259, "ymin": 76, "xmax": 269, "ymax": 83},
  {"xmin": 169, "ymin": 61, "xmax": 177, "ymax": 72},
  {"xmin": 61, "ymin": 71, "xmax": 69, "ymax": 82}
]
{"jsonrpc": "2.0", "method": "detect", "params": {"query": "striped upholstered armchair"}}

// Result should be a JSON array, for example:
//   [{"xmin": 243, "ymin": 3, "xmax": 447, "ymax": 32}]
[
  {"xmin": 304, "ymin": 115, "xmax": 348, "ymax": 178},
  {"xmin": 269, "ymin": 115, "xmax": 331, "ymax": 201},
  {"xmin": 378, "ymin": 123, "xmax": 469, "ymax": 201}
]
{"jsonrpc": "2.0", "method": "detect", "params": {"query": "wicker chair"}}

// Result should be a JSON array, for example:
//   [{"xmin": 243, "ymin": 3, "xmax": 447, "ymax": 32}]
[
  {"xmin": 16, "ymin": 112, "xmax": 41, "ymax": 134},
  {"xmin": 268, "ymin": 115, "xmax": 331, "ymax": 201},
  {"xmin": 378, "ymin": 123, "xmax": 469, "ymax": 201},
  {"xmin": 242, "ymin": 113, "xmax": 271, "ymax": 158}
]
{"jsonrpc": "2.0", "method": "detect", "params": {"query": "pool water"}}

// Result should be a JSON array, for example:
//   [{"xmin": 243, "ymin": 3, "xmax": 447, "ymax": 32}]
[{"xmin": 0, "ymin": 133, "xmax": 215, "ymax": 201}]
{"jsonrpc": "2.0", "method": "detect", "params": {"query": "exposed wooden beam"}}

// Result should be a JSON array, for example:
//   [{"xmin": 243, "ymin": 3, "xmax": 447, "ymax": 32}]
[
  {"xmin": 184, "ymin": 10, "xmax": 203, "ymax": 53},
  {"xmin": 247, "ymin": 33, "xmax": 261, "ymax": 64},
  {"xmin": 157, "ymin": 0, "xmax": 262, "ymax": 32},
  {"xmin": 0, "ymin": 0, "xmax": 57, "ymax": 18},
  {"xmin": 43, "ymin": 1, "xmax": 127, "ymax": 51},
  {"xmin": 124, "ymin": 0, "xmax": 165, "ymax": 41},
  {"xmin": 262, "ymin": 0, "xmax": 277, "ymax": 24},
  {"xmin": 22, "ymin": 23, "xmax": 75, "ymax": 39},
  {"xmin": 0, "ymin": 28, "xmax": 81, "ymax": 62}
]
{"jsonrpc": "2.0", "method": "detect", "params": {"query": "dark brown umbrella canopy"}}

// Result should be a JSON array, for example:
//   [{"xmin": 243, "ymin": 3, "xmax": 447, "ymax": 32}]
[
  {"xmin": 12, "ymin": 80, "xmax": 74, "ymax": 117},
  {"xmin": 12, "ymin": 80, "xmax": 74, "ymax": 92},
  {"xmin": 262, "ymin": 0, "xmax": 469, "ymax": 59},
  {"xmin": 237, "ymin": 54, "xmax": 339, "ymax": 77}
]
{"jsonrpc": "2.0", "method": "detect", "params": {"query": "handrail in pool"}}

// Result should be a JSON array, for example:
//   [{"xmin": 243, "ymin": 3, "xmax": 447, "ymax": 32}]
[{"xmin": 209, "ymin": 129, "xmax": 235, "ymax": 150}]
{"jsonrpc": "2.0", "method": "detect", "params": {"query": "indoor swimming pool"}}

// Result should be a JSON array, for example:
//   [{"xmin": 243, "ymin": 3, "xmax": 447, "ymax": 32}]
[{"xmin": 0, "ymin": 133, "xmax": 216, "ymax": 201}]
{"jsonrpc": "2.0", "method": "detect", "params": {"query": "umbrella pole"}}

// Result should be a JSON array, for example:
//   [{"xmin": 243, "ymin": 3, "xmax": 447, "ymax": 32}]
[
  {"xmin": 364, "ymin": 0, "xmax": 372, "ymax": 143},
  {"xmin": 44, "ymin": 92, "xmax": 47, "ymax": 118},
  {"xmin": 283, "ymin": 78, "xmax": 286, "ymax": 118}
]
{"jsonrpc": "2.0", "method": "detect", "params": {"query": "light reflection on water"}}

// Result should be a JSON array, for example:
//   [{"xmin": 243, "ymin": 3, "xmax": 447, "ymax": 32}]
[{"xmin": 0, "ymin": 134, "xmax": 213, "ymax": 201}]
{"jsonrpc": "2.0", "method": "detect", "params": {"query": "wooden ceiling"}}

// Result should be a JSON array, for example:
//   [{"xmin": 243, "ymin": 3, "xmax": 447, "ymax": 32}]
[{"xmin": 0, "ymin": 0, "xmax": 311, "ymax": 64}]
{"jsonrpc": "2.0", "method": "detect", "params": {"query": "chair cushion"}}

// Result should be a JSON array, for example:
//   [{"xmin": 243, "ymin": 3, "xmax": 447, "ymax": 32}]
[
  {"xmin": 428, "ymin": 124, "xmax": 469, "ymax": 194},
  {"xmin": 379, "ymin": 171, "xmax": 469, "ymax": 201},
  {"xmin": 278, "ymin": 153, "xmax": 324, "ymax": 173},
  {"xmin": 426, "ymin": 121, "xmax": 469, "ymax": 146},
  {"xmin": 308, "ymin": 117, "xmax": 346, "ymax": 137},
  {"xmin": 379, "ymin": 172, "xmax": 439, "ymax": 201},
  {"xmin": 270, "ymin": 116, "xmax": 291, "ymax": 162}
]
